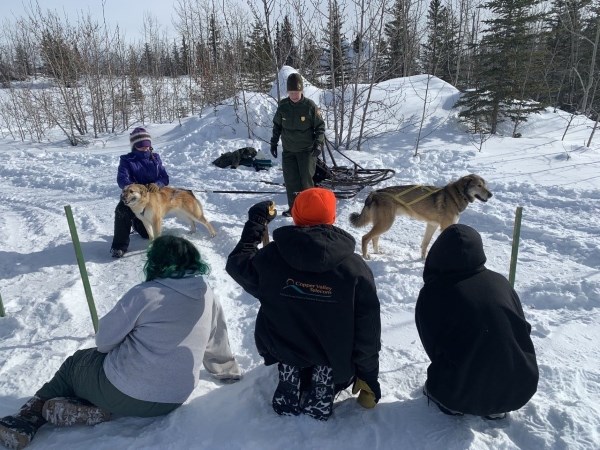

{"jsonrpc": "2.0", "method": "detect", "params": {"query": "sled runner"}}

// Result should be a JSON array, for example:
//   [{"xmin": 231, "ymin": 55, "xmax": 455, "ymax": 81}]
[{"xmin": 314, "ymin": 139, "xmax": 396, "ymax": 199}]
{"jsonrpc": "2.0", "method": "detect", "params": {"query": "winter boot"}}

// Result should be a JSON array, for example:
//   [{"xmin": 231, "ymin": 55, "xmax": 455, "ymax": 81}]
[
  {"xmin": 301, "ymin": 366, "xmax": 335, "ymax": 421},
  {"xmin": 0, "ymin": 396, "xmax": 46, "ymax": 449},
  {"xmin": 272, "ymin": 363, "xmax": 301, "ymax": 416},
  {"xmin": 484, "ymin": 413, "xmax": 508, "ymax": 420},
  {"xmin": 42, "ymin": 397, "xmax": 111, "ymax": 426},
  {"xmin": 110, "ymin": 248, "xmax": 125, "ymax": 258},
  {"xmin": 423, "ymin": 383, "xmax": 464, "ymax": 416}
]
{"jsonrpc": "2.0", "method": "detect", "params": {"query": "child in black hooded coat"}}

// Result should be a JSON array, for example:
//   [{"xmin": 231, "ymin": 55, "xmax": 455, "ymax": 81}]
[
  {"xmin": 415, "ymin": 224, "xmax": 538, "ymax": 418},
  {"xmin": 226, "ymin": 188, "xmax": 381, "ymax": 421}
]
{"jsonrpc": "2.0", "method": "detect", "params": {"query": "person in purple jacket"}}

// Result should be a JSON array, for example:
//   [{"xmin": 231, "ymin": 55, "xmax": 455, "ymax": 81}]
[{"xmin": 110, "ymin": 127, "xmax": 169, "ymax": 258}]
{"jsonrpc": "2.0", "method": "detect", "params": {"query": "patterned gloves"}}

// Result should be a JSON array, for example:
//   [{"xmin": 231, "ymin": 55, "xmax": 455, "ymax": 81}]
[
  {"xmin": 352, "ymin": 372, "xmax": 381, "ymax": 408},
  {"xmin": 248, "ymin": 200, "xmax": 277, "ymax": 226}
]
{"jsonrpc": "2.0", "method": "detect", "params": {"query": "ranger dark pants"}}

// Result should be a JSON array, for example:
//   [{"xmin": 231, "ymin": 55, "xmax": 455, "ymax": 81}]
[{"xmin": 282, "ymin": 151, "xmax": 317, "ymax": 209}]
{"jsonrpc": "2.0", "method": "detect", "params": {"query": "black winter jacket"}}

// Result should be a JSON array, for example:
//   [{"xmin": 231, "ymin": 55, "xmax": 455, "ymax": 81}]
[
  {"xmin": 415, "ymin": 224, "xmax": 538, "ymax": 416},
  {"xmin": 226, "ymin": 220, "xmax": 381, "ymax": 384}
]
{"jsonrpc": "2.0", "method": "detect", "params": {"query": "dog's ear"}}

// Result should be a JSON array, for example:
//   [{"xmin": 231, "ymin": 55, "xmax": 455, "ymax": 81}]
[
  {"xmin": 468, "ymin": 174, "xmax": 487, "ymax": 187},
  {"xmin": 139, "ymin": 184, "xmax": 148, "ymax": 193},
  {"xmin": 460, "ymin": 175, "xmax": 475, "ymax": 200},
  {"xmin": 464, "ymin": 175, "xmax": 475, "ymax": 187}
]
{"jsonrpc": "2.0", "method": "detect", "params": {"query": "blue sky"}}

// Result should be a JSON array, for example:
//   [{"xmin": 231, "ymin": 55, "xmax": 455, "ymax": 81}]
[{"xmin": 0, "ymin": 0, "xmax": 178, "ymax": 41}]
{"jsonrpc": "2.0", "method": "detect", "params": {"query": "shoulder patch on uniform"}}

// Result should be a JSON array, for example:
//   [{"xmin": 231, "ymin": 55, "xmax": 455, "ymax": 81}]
[{"xmin": 316, "ymin": 108, "xmax": 323, "ymax": 119}]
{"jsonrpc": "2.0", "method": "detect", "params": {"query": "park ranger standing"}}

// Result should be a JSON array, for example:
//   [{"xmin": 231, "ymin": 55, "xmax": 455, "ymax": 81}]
[{"xmin": 270, "ymin": 72, "xmax": 326, "ymax": 216}]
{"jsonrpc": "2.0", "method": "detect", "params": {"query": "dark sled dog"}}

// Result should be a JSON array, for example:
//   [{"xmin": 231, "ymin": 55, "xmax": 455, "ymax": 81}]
[{"xmin": 349, "ymin": 174, "xmax": 492, "ymax": 259}]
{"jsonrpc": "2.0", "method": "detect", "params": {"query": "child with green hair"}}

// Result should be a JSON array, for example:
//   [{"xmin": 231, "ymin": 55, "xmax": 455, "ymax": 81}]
[{"xmin": 0, "ymin": 235, "xmax": 241, "ymax": 449}]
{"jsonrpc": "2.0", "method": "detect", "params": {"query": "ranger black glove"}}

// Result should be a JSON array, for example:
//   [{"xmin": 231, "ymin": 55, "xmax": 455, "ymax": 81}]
[
  {"xmin": 248, "ymin": 200, "xmax": 277, "ymax": 226},
  {"xmin": 270, "ymin": 144, "xmax": 278, "ymax": 158},
  {"xmin": 311, "ymin": 142, "xmax": 321, "ymax": 157},
  {"xmin": 146, "ymin": 183, "xmax": 160, "ymax": 193}
]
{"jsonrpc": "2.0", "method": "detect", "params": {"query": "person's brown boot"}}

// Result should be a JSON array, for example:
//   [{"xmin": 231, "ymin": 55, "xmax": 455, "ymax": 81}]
[
  {"xmin": 0, "ymin": 396, "xmax": 46, "ymax": 449},
  {"xmin": 42, "ymin": 397, "xmax": 111, "ymax": 426}
]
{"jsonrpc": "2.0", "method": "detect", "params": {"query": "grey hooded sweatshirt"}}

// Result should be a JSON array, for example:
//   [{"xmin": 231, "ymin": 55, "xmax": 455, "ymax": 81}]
[{"xmin": 96, "ymin": 275, "xmax": 240, "ymax": 404}]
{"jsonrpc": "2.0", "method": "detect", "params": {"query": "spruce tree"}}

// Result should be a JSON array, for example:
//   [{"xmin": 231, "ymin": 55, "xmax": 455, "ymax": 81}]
[
  {"xmin": 180, "ymin": 36, "xmax": 190, "ymax": 76},
  {"xmin": 205, "ymin": 13, "xmax": 222, "ymax": 104},
  {"xmin": 421, "ymin": 0, "xmax": 459, "ymax": 83},
  {"xmin": 245, "ymin": 22, "xmax": 272, "ymax": 92},
  {"xmin": 455, "ymin": 0, "xmax": 546, "ymax": 135},
  {"xmin": 14, "ymin": 43, "xmax": 33, "ymax": 79},
  {"xmin": 207, "ymin": 13, "xmax": 220, "ymax": 70},
  {"xmin": 172, "ymin": 40, "xmax": 182, "ymax": 76},
  {"xmin": 275, "ymin": 15, "xmax": 298, "ymax": 68},
  {"xmin": 322, "ymin": 0, "xmax": 350, "ymax": 89},
  {"xmin": 300, "ymin": 33, "xmax": 322, "ymax": 85},
  {"xmin": 544, "ymin": 0, "xmax": 592, "ymax": 112},
  {"xmin": 142, "ymin": 43, "xmax": 154, "ymax": 77},
  {"xmin": 383, "ymin": 0, "xmax": 418, "ymax": 78},
  {"xmin": 579, "ymin": 5, "xmax": 600, "ymax": 115},
  {"xmin": 352, "ymin": 34, "xmax": 368, "ymax": 83},
  {"xmin": 0, "ymin": 52, "xmax": 14, "ymax": 85}
]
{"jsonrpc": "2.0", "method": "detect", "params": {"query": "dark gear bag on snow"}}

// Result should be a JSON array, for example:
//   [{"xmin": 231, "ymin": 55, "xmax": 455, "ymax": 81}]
[
  {"xmin": 212, "ymin": 147, "xmax": 258, "ymax": 169},
  {"xmin": 251, "ymin": 158, "xmax": 273, "ymax": 171},
  {"xmin": 237, "ymin": 148, "xmax": 273, "ymax": 172}
]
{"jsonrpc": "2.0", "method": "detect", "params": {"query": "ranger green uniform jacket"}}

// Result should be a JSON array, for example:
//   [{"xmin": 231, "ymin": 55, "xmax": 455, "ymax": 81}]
[{"xmin": 270, "ymin": 96, "xmax": 325, "ymax": 152}]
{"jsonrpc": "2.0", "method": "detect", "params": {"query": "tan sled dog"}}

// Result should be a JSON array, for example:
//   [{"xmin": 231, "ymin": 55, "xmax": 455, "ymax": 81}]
[
  {"xmin": 121, "ymin": 184, "xmax": 217, "ymax": 240},
  {"xmin": 349, "ymin": 174, "xmax": 492, "ymax": 259}
]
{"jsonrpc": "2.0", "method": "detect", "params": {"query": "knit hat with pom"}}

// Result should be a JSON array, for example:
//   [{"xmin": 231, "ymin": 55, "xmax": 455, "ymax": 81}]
[
  {"xmin": 286, "ymin": 73, "xmax": 303, "ymax": 92},
  {"xmin": 292, "ymin": 187, "xmax": 336, "ymax": 226},
  {"xmin": 130, "ymin": 127, "xmax": 151, "ymax": 149}
]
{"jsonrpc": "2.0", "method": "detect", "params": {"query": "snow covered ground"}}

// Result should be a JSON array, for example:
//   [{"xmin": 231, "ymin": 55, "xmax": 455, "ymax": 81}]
[{"xmin": 0, "ymin": 74, "xmax": 598, "ymax": 449}]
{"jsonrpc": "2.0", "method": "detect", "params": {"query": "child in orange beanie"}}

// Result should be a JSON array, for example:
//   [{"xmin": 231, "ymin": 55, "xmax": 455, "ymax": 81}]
[
  {"xmin": 226, "ymin": 187, "xmax": 382, "ymax": 420},
  {"xmin": 291, "ymin": 187, "xmax": 336, "ymax": 226}
]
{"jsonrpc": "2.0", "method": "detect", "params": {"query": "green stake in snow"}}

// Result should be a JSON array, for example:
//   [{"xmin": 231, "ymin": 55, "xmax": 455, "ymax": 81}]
[
  {"xmin": 509, "ymin": 206, "xmax": 523, "ymax": 288},
  {"xmin": 64, "ymin": 205, "xmax": 99, "ymax": 333},
  {"xmin": 0, "ymin": 291, "xmax": 5, "ymax": 317}
]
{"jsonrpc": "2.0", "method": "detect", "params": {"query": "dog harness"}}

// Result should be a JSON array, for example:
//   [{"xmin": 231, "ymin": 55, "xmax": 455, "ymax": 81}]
[{"xmin": 385, "ymin": 185, "xmax": 441, "ymax": 207}]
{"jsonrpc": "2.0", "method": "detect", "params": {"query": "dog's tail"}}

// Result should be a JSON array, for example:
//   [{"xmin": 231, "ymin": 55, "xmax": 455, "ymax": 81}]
[
  {"xmin": 187, "ymin": 190, "xmax": 205, "ymax": 211},
  {"xmin": 349, "ymin": 192, "xmax": 376, "ymax": 228}
]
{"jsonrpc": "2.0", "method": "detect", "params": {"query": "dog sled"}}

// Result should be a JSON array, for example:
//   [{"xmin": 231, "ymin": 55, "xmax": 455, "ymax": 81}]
[
  {"xmin": 314, "ymin": 139, "xmax": 395, "ymax": 199},
  {"xmin": 209, "ymin": 141, "xmax": 394, "ymax": 199}
]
